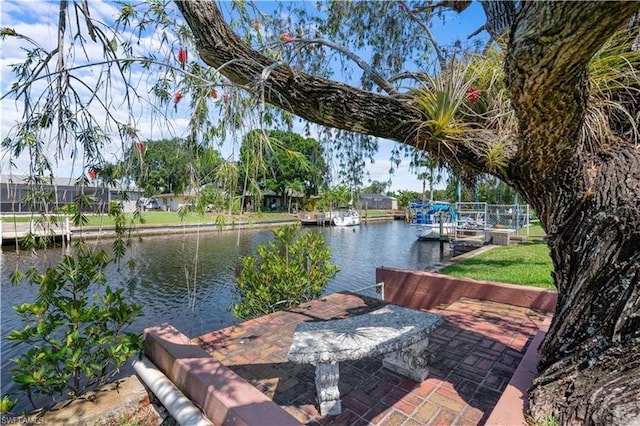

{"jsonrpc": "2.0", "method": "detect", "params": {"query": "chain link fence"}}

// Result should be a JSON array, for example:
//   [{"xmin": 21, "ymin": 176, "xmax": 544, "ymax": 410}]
[{"xmin": 454, "ymin": 202, "xmax": 531, "ymax": 237}]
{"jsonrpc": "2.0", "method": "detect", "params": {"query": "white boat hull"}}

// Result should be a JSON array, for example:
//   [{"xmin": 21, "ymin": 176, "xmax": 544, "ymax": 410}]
[
  {"xmin": 406, "ymin": 201, "xmax": 457, "ymax": 240},
  {"xmin": 413, "ymin": 223, "xmax": 455, "ymax": 240},
  {"xmin": 332, "ymin": 212, "xmax": 360, "ymax": 226}
]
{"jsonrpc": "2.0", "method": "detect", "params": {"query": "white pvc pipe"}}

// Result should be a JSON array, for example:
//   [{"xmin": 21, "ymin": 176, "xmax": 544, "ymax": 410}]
[{"xmin": 132, "ymin": 356, "xmax": 213, "ymax": 426}]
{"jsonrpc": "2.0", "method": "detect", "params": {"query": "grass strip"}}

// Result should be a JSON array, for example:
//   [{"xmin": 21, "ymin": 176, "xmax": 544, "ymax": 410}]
[
  {"xmin": 0, "ymin": 210, "xmax": 395, "ymax": 227},
  {"xmin": 440, "ymin": 240, "xmax": 555, "ymax": 289}
]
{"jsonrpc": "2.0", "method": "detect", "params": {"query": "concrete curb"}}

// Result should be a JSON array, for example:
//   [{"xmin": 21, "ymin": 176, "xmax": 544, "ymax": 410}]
[
  {"xmin": 486, "ymin": 330, "xmax": 547, "ymax": 425},
  {"xmin": 143, "ymin": 323, "xmax": 301, "ymax": 426}
]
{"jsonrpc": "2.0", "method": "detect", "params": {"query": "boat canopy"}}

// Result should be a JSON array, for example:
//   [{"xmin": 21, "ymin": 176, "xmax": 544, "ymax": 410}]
[{"xmin": 407, "ymin": 202, "xmax": 458, "ymax": 221}]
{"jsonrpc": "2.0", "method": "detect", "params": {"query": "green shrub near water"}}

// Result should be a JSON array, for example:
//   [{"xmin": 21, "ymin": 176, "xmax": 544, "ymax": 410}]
[
  {"xmin": 0, "ymin": 395, "xmax": 17, "ymax": 414},
  {"xmin": 7, "ymin": 198, "xmax": 143, "ymax": 410},
  {"xmin": 233, "ymin": 224, "xmax": 340, "ymax": 319},
  {"xmin": 7, "ymin": 242, "xmax": 143, "ymax": 408}
]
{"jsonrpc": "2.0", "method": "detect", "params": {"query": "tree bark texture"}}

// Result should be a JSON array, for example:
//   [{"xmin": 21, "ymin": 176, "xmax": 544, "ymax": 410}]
[
  {"xmin": 480, "ymin": 1, "xmax": 515, "ymax": 41},
  {"xmin": 527, "ymin": 149, "xmax": 640, "ymax": 424},
  {"xmin": 505, "ymin": 18, "xmax": 640, "ymax": 426},
  {"xmin": 175, "ymin": 1, "xmax": 640, "ymax": 423}
]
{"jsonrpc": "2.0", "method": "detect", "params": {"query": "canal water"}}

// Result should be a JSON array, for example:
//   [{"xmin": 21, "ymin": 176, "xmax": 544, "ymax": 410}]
[{"xmin": 0, "ymin": 220, "xmax": 450, "ymax": 411}]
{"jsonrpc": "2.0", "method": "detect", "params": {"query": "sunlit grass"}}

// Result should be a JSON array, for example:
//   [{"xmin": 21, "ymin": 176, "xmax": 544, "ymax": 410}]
[
  {"xmin": 90, "ymin": 211, "xmax": 298, "ymax": 226},
  {"xmin": 0, "ymin": 211, "xmax": 293, "ymax": 225},
  {"xmin": 519, "ymin": 222, "xmax": 546, "ymax": 240},
  {"xmin": 440, "ymin": 239, "xmax": 555, "ymax": 289}
]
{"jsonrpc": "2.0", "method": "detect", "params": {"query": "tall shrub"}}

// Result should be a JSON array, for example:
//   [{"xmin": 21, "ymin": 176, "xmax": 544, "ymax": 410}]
[
  {"xmin": 233, "ymin": 224, "xmax": 339, "ymax": 319},
  {"xmin": 8, "ymin": 241, "xmax": 142, "ymax": 407},
  {"xmin": 7, "ymin": 198, "xmax": 143, "ymax": 409}
]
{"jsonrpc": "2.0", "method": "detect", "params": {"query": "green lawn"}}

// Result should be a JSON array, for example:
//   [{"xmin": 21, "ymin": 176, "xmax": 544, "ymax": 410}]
[
  {"xmin": 96, "ymin": 210, "xmax": 299, "ymax": 226},
  {"xmin": 0, "ymin": 211, "xmax": 294, "ymax": 226},
  {"xmin": 440, "ymin": 239, "xmax": 555, "ymax": 289},
  {"xmin": 518, "ymin": 222, "xmax": 546, "ymax": 240}
]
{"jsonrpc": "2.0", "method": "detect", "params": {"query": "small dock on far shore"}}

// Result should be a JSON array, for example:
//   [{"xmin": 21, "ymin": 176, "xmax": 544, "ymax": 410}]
[{"xmin": 1, "ymin": 218, "xmax": 72, "ymax": 247}]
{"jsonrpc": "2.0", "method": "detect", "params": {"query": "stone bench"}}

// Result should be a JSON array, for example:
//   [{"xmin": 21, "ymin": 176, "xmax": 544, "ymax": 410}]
[{"xmin": 287, "ymin": 304, "xmax": 443, "ymax": 416}]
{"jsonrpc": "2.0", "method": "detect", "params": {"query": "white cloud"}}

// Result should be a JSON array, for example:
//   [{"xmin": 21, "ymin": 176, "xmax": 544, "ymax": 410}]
[
  {"xmin": 0, "ymin": 1, "xmax": 459, "ymax": 192},
  {"xmin": 0, "ymin": 0, "xmax": 193, "ymax": 179}
]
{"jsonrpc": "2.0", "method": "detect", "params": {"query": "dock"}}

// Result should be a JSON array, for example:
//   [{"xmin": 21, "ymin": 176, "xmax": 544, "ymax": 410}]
[{"xmin": 0, "ymin": 218, "xmax": 72, "ymax": 247}]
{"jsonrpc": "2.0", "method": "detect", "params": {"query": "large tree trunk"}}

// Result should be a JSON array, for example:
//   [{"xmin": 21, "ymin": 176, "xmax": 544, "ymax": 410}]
[
  {"xmin": 175, "ymin": 1, "xmax": 640, "ymax": 423},
  {"xmin": 526, "ymin": 149, "xmax": 640, "ymax": 424},
  {"xmin": 504, "ymin": 5, "xmax": 640, "ymax": 421}
]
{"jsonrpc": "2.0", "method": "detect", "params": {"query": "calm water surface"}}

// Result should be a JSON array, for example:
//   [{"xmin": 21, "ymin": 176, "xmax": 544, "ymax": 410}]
[{"xmin": 0, "ymin": 220, "xmax": 450, "ymax": 410}]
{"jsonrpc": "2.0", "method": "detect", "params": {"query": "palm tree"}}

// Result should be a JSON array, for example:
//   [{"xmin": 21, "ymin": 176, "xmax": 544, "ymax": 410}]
[{"xmin": 415, "ymin": 155, "xmax": 445, "ymax": 203}]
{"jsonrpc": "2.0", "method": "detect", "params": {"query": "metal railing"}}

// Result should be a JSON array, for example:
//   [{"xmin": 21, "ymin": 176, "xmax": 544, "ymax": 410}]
[{"xmin": 454, "ymin": 202, "xmax": 531, "ymax": 239}]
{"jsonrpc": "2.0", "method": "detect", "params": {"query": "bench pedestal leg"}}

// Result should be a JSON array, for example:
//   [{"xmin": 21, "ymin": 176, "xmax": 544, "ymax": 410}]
[
  {"xmin": 315, "ymin": 362, "xmax": 341, "ymax": 416},
  {"xmin": 383, "ymin": 338, "xmax": 430, "ymax": 382}
]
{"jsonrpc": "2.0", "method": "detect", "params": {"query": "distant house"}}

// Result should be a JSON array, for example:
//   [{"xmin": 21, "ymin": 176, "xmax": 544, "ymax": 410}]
[
  {"xmin": 0, "ymin": 174, "xmax": 141, "ymax": 214},
  {"xmin": 358, "ymin": 193, "xmax": 398, "ymax": 210},
  {"xmin": 155, "ymin": 192, "xmax": 196, "ymax": 212},
  {"xmin": 262, "ymin": 190, "xmax": 281, "ymax": 211},
  {"xmin": 153, "ymin": 187, "xmax": 306, "ymax": 213},
  {"xmin": 261, "ymin": 189, "xmax": 305, "ymax": 212}
]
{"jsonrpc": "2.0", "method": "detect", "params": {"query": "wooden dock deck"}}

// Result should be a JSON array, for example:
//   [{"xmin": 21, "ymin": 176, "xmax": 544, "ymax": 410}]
[{"xmin": 0, "ymin": 219, "xmax": 72, "ymax": 246}]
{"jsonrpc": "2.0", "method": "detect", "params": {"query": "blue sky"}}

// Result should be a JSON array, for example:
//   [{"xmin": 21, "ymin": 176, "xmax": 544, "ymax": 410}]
[{"xmin": 0, "ymin": 1, "xmax": 488, "ymax": 192}]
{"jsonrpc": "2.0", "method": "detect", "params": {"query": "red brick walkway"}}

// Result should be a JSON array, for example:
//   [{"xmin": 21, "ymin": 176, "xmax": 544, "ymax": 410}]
[{"xmin": 197, "ymin": 292, "xmax": 550, "ymax": 425}]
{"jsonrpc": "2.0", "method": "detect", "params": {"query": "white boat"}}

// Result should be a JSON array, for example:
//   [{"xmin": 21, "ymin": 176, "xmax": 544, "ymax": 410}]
[
  {"xmin": 414, "ymin": 222, "xmax": 456, "ymax": 240},
  {"xmin": 407, "ymin": 202, "xmax": 457, "ymax": 240},
  {"xmin": 332, "ymin": 210, "xmax": 360, "ymax": 226}
]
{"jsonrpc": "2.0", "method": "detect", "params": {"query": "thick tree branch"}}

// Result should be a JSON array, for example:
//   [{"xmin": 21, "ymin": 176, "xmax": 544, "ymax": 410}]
[
  {"xmin": 506, "ymin": 2, "xmax": 639, "ymax": 179},
  {"xmin": 480, "ymin": 1, "xmax": 515, "ymax": 41},
  {"xmin": 175, "ymin": 1, "xmax": 512, "ymax": 177},
  {"xmin": 175, "ymin": 1, "xmax": 415, "ymax": 143}
]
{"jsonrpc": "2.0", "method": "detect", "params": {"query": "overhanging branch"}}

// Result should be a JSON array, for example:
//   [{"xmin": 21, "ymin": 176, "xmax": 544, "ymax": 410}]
[
  {"xmin": 175, "ymin": 1, "xmax": 413, "ymax": 142},
  {"xmin": 174, "ymin": 1, "xmax": 520, "ymax": 181}
]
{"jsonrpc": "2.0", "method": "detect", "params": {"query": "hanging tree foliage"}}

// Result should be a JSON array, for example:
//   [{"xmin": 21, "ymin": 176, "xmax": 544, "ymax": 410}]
[
  {"xmin": 2, "ymin": 1, "xmax": 640, "ymax": 423},
  {"xmin": 173, "ymin": 2, "xmax": 640, "ymax": 424}
]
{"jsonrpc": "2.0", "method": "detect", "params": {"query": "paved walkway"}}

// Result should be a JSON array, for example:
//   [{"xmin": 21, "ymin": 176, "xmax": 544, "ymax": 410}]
[{"xmin": 196, "ymin": 292, "xmax": 550, "ymax": 425}]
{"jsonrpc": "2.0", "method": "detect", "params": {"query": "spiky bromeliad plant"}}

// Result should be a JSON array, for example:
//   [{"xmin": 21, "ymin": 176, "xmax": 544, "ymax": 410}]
[{"xmin": 409, "ymin": 29, "xmax": 639, "ymax": 179}]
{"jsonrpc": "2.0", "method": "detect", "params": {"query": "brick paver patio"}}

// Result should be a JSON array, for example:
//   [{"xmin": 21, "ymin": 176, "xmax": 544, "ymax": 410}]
[{"xmin": 197, "ymin": 292, "xmax": 550, "ymax": 425}]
